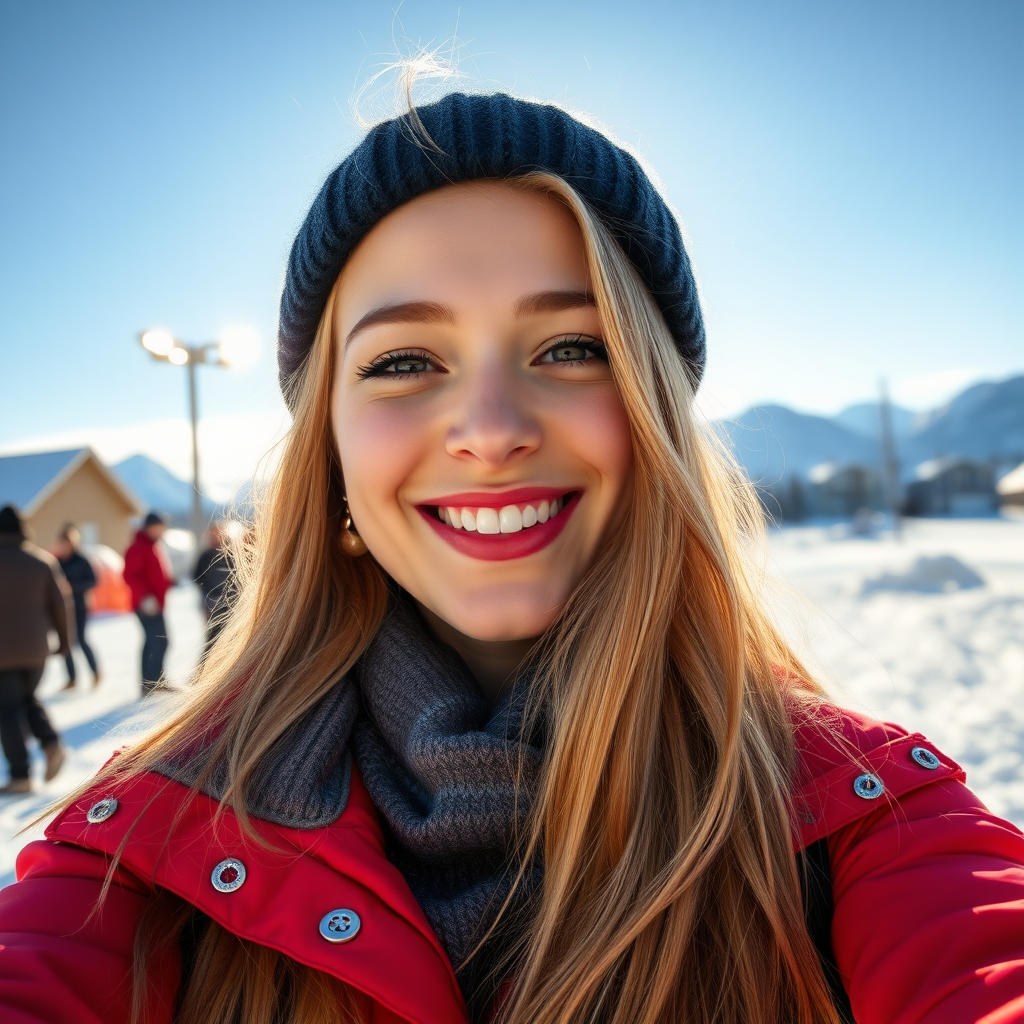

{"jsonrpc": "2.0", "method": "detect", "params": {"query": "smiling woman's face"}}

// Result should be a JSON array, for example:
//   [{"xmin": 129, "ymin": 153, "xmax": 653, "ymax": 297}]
[{"xmin": 331, "ymin": 181, "xmax": 634, "ymax": 642}]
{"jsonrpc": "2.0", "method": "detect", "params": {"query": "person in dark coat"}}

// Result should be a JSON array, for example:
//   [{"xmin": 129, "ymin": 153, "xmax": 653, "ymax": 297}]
[
  {"xmin": 192, "ymin": 522, "xmax": 235, "ymax": 656},
  {"xmin": 122, "ymin": 511, "xmax": 175, "ymax": 695},
  {"xmin": 53, "ymin": 524, "xmax": 101, "ymax": 690},
  {"xmin": 0, "ymin": 505, "xmax": 69, "ymax": 794}
]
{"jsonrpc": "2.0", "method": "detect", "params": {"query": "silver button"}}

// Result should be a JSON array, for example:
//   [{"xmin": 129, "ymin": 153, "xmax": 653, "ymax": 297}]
[
  {"xmin": 319, "ymin": 908, "xmax": 361, "ymax": 944},
  {"xmin": 210, "ymin": 858, "xmax": 246, "ymax": 893},
  {"xmin": 86, "ymin": 798, "xmax": 118, "ymax": 823},
  {"xmin": 853, "ymin": 773, "xmax": 885, "ymax": 799},
  {"xmin": 910, "ymin": 746, "xmax": 941, "ymax": 770}
]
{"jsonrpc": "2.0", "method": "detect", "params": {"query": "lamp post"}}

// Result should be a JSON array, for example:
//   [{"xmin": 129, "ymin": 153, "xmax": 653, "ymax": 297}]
[
  {"xmin": 878, "ymin": 376, "xmax": 903, "ymax": 541},
  {"xmin": 138, "ymin": 329, "xmax": 252, "ymax": 543}
]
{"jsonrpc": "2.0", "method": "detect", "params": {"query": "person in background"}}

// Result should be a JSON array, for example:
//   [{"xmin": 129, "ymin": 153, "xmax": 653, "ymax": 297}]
[
  {"xmin": 53, "ymin": 524, "xmax": 101, "ymax": 690},
  {"xmin": 192, "ymin": 521, "xmax": 235, "ymax": 657},
  {"xmin": 0, "ymin": 505, "xmax": 69, "ymax": 794},
  {"xmin": 123, "ymin": 511, "xmax": 175, "ymax": 696}
]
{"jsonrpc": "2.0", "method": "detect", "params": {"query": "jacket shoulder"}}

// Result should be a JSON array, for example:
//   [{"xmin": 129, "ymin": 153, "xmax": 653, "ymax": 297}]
[
  {"xmin": 41, "ymin": 765, "xmax": 467, "ymax": 1024},
  {"xmin": 788, "ymin": 700, "xmax": 966, "ymax": 851},
  {"xmin": 4, "ymin": 541, "xmax": 56, "ymax": 573}
]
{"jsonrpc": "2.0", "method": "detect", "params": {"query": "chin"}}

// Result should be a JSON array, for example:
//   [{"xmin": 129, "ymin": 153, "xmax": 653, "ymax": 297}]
[{"xmin": 434, "ymin": 584, "xmax": 567, "ymax": 642}]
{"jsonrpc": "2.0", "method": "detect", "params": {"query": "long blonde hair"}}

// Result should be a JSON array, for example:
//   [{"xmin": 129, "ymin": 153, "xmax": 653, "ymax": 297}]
[{"xmin": 56, "ymin": 168, "xmax": 839, "ymax": 1024}]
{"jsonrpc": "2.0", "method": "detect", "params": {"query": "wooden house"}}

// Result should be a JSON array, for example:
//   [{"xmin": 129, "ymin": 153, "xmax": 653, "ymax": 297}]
[
  {"xmin": 997, "ymin": 461, "xmax": 1024, "ymax": 510},
  {"xmin": 804, "ymin": 461, "xmax": 885, "ymax": 518},
  {"xmin": 0, "ymin": 447, "xmax": 143, "ymax": 551},
  {"xmin": 907, "ymin": 457, "xmax": 997, "ymax": 516}
]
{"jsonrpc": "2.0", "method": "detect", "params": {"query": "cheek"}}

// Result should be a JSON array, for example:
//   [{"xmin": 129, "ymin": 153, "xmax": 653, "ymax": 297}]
[
  {"xmin": 557, "ymin": 384, "xmax": 634, "ymax": 494},
  {"xmin": 333, "ymin": 395, "xmax": 428, "ymax": 513}
]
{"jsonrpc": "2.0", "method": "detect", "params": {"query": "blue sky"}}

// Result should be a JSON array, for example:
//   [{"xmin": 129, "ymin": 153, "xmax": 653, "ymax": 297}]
[{"xmin": 1, "ymin": 0, "xmax": 1021, "ymax": 489}]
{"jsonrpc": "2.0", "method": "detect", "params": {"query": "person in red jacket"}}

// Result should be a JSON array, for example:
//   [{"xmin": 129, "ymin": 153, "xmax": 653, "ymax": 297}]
[
  {"xmin": 122, "ymin": 511, "xmax": 175, "ymax": 695},
  {"xmin": 1, "ymin": 93, "xmax": 1022, "ymax": 1024}
]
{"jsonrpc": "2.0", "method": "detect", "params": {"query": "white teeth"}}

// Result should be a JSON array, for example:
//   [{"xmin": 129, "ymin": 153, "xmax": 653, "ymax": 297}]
[
  {"xmin": 476, "ymin": 508, "xmax": 500, "ymax": 534},
  {"xmin": 499, "ymin": 505, "xmax": 523, "ymax": 533},
  {"xmin": 438, "ymin": 496, "xmax": 570, "ymax": 533}
]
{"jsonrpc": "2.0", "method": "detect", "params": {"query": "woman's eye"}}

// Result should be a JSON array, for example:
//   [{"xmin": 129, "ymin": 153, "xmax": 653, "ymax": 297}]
[
  {"xmin": 356, "ymin": 351, "xmax": 438, "ymax": 380},
  {"xmin": 390, "ymin": 357, "xmax": 430, "ymax": 374},
  {"xmin": 536, "ymin": 337, "xmax": 608, "ymax": 365}
]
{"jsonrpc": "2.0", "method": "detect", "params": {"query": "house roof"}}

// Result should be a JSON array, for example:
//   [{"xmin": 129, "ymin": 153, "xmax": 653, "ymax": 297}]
[
  {"xmin": 0, "ymin": 447, "xmax": 142, "ymax": 516},
  {"xmin": 807, "ymin": 460, "xmax": 879, "ymax": 484},
  {"xmin": 997, "ymin": 460, "xmax": 1024, "ymax": 497},
  {"xmin": 914, "ymin": 456, "xmax": 987, "ymax": 482}
]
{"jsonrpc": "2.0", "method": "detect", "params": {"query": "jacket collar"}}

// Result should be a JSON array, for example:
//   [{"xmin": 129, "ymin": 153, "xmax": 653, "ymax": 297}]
[{"xmin": 46, "ymin": 762, "xmax": 468, "ymax": 1024}]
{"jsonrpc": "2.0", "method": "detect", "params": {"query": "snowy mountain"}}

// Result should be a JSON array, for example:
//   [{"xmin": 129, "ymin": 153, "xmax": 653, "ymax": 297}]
[
  {"xmin": 901, "ymin": 376, "xmax": 1024, "ymax": 471},
  {"xmin": 112, "ymin": 455, "xmax": 219, "ymax": 520},
  {"xmin": 832, "ymin": 401, "xmax": 916, "ymax": 441},
  {"xmin": 715, "ymin": 405, "xmax": 878, "ymax": 485},
  {"xmin": 716, "ymin": 374, "xmax": 1024, "ymax": 485}
]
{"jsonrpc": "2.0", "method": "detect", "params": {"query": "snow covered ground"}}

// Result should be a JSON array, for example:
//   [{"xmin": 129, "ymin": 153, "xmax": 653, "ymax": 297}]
[
  {"xmin": 765, "ymin": 515, "xmax": 1024, "ymax": 826},
  {"xmin": 1, "ymin": 517, "xmax": 1021, "ymax": 888},
  {"xmin": 0, "ymin": 585, "xmax": 205, "ymax": 887}
]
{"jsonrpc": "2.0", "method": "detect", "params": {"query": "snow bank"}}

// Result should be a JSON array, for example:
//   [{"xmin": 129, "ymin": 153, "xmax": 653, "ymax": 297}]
[
  {"xmin": 768, "ymin": 517, "xmax": 1024, "ymax": 826},
  {"xmin": 0, "ymin": 586, "xmax": 204, "ymax": 887},
  {"xmin": 861, "ymin": 553, "xmax": 985, "ymax": 594}
]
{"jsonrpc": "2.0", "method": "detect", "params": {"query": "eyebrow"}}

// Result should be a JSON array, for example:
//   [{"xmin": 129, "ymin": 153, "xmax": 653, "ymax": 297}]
[
  {"xmin": 344, "ymin": 290, "xmax": 597, "ymax": 346},
  {"xmin": 345, "ymin": 301, "xmax": 455, "ymax": 345},
  {"xmin": 512, "ymin": 289, "xmax": 597, "ymax": 318}
]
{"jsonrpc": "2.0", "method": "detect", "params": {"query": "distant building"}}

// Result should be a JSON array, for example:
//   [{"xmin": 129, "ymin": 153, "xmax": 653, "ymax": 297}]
[
  {"xmin": 0, "ymin": 448, "xmax": 143, "ymax": 551},
  {"xmin": 907, "ymin": 457, "xmax": 997, "ymax": 516},
  {"xmin": 755, "ymin": 477, "xmax": 805, "ymax": 522},
  {"xmin": 804, "ymin": 462, "xmax": 884, "ymax": 518},
  {"xmin": 997, "ymin": 461, "xmax": 1024, "ymax": 510}
]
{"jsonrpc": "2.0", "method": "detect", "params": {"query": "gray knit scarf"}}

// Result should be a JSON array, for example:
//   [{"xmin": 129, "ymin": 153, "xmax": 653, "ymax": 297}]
[{"xmin": 159, "ymin": 597, "xmax": 544, "ymax": 1010}]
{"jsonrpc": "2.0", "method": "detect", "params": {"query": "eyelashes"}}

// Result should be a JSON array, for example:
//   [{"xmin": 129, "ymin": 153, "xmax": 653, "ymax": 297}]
[
  {"xmin": 535, "ymin": 336, "xmax": 608, "ymax": 365},
  {"xmin": 354, "ymin": 350, "xmax": 436, "ymax": 380},
  {"xmin": 354, "ymin": 335, "xmax": 608, "ymax": 380}
]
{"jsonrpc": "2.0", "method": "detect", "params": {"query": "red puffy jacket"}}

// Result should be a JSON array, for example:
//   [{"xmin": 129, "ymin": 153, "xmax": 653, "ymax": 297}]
[
  {"xmin": 122, "ymin": 530, "xmax": 174, "ymax": 612},
  {"xmin": 1, "ymin": 706, "xmax": 1022, "ymax": 1024}
]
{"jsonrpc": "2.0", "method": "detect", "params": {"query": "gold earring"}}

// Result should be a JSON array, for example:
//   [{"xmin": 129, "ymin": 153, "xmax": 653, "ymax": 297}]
[{"xmin": 340, "ymin": 498, "xmax": 367, "ymax": 557}]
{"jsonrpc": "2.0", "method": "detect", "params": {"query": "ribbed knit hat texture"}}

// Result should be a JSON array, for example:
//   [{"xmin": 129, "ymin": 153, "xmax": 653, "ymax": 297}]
[{"xmin": 278, "ymin": 92, "xmax": 705, "ymax": 405}]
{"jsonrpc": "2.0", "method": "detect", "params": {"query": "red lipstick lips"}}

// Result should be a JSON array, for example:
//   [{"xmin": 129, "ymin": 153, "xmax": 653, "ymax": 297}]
[{"xmin": 416, "ymin": 489, "xmax": 580, "ymax": 561}]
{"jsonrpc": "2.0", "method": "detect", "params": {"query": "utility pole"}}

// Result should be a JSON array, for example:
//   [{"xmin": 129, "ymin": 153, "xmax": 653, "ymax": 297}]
[
  {"xmin": 878, "ymin": 377, "xmax": 902, "ymax": 540},
  {"xmin": 186, "ymin": 354, "xmax": 202, "ymax": 544},
  {"xmin": 139, "ymin": 329, "xmax": 253, "ymax": 543}
]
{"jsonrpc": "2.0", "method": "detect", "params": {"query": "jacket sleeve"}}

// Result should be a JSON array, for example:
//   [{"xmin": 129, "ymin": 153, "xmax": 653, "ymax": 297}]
[
  {"xmin": 829, "ymin": 778, "xmax": 1024, "ymax": 1024},
  {"xmin": 0, "ymin": 840, "xmax": 180, "ymax": 1024},
  {"xmin": 146, "ymin": 547, "xmax": 164, "ymax": 599},
  {"xmin": 78, "ymin": 554, "xmax": 98, "ymax": 594},
  {"xmin": 44, "ymin": 562, "xmax": 73, "ymax": 654},
  {"xmin": 147, "ymin": 545, "xmax": 173, "ymax": 603},
  {"xmin": 192, "ymin": 548, "xmax": 211, "ymax": 586},
  {"xmin": 122, "ymin": 543, "xmax": 145, "ymax": 608},
  {"xmin": 157, "ymin": 544, "xmax": 175, "ymax": 594}
]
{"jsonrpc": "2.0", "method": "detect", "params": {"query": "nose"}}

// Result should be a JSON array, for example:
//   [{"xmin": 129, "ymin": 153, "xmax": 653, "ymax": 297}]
[{"xmin": 445, "ymin": 364, "xmax": 542, "ymax": 468}]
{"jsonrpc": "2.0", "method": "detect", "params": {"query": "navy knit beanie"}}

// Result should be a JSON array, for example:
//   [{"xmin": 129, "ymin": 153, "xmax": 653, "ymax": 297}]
[{"xmin": 278, "ymin": 92, "xmax": 705, "ymax": 405}]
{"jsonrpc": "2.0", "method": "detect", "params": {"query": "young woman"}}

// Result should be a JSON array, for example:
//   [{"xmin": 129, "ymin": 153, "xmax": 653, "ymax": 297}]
[{"xmin": 1, "ymin": 92, "xmax": 1021, "ymax": 1024}]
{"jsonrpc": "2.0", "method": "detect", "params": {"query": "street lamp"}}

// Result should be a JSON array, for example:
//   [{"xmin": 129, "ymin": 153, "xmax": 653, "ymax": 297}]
[{"xmin": 138, "ymin": 328, "xmax": 256, "ymax": 542}]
